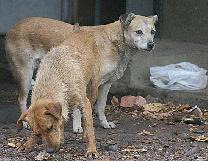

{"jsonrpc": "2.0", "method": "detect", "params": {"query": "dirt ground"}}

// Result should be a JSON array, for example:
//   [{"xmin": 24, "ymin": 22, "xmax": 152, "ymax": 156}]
[{"xmin": 0, "ymin": 84, "xmax": 208, "ymax": 161}]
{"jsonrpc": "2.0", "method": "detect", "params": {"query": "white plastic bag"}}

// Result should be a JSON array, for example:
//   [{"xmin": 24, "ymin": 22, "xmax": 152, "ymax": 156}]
[{"xmin": 150, "ymin": 62, "xmax": 208, "ymax": 90}]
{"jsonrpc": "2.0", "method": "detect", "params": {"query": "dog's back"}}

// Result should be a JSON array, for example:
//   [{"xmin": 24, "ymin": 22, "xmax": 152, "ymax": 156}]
[
  {"xmin": 4, "ymin": 17, "xmax": 75, "ymax": 113},
  {"xmin": 32, "ymin": 30, "xmax": 101, "ymax": 119}
]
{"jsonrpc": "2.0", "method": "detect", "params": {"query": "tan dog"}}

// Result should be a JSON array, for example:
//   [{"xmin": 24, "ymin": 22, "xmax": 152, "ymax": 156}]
[
  {"xmin": 17, "ymin": 29, "xmax": 99, "ymax": 157},
  {"xmin": 6, "ymin": 13, "xmax": 157, "ymax": 130}
]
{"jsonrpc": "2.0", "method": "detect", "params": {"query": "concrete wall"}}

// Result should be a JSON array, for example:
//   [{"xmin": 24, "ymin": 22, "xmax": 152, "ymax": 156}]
[
  {"xmin": 110, "ymin": 40, "xmax": 208, "ymax": 107},
  {"xmin": 126, "ymin": 0, "xmax": 153, "ymax": 16},
  {"xmin": 0, "ymin": 0, "xmax": 69, "ymax": 34},
  {"xmin": 160, "ymin": 0, "xmax": 208, "ymax": 43}
]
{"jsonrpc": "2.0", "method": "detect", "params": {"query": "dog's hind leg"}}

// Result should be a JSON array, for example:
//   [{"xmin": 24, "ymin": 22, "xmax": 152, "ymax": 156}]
[{"xmin": 96, "ymin": 83, "xmax": 116, "ymax": 129}]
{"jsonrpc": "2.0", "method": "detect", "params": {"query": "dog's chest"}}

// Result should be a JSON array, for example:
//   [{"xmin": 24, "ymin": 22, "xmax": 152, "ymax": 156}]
[
  {"xmin": 99, "ymin": 55, "xmax": 128, "ymax": 85},
  {"xmin": 100, "ymin": 60, "xmax": 117, "ymax": 79}
]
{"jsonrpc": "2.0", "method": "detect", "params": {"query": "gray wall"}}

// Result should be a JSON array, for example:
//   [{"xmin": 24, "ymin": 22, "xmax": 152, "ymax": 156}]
[
  {"xmin": 160, "ymin": 0, "xmax": 208, "ymax": 43},
  {"xmin": 126, "ymin": 0, "xmax": 153, "ymax": 16},
  {"xmin": 0, "ymin": 0, "xmax": 69, "ymax": 34}
]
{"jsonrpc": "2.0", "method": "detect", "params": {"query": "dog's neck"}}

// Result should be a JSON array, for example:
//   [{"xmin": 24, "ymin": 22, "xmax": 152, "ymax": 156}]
[{"xmin": 99, "ymin": 21, "xmax": 138, "ymax": 84}]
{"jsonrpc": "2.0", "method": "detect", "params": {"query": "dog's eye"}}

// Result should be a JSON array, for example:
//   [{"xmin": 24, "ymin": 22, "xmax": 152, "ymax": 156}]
[
  {"xmin": 151, "ymin": 30, "xmax": 156, "ymax": 35},
  {"xmin": 136, "ymin": 30, "xmax": 143, "ymax": 35}
]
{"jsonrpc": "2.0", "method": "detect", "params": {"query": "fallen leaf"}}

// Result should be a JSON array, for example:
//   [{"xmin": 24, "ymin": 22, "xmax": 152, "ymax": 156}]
[
  {"xmin": 177, "ymin": 104, "xmax": 191, "ymax": 112},
  {"xmin": 139, "ymin": 130, "xmax": 154, "ymax": 136},
  {"xmin": 8, "ymin": 142, "xmax": 16, "ymax": 148},
  {"xmin": 142, "ymin": 110, "xmax": 171, "ymax": 120},
  {"xmin": 203, "ymin": 112, "xmax": 208, "ymax": 120},
  {"xmin": 190, "ymin": 135, "xmax": 208, "ymax": 142},
  {"xmin": 111, "ymin": 96, "xmax": 120, "ymax": 106},
  {"xmin": 122, "ymin": 146, "xmax": 147, "ymax": 153}
]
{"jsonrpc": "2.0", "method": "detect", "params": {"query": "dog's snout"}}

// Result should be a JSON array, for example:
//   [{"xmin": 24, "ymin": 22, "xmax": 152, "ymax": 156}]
[{"xmin": 147, "ymin": 42, "xmax": 154, "ymax": 50}]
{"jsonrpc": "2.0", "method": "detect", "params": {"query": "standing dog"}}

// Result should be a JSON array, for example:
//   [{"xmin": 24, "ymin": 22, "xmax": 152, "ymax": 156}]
[
  {"xmin": 5, "ymin": 13, "xmax": 157, "ymax": 130},
  {"xmin": 17, "ymin": 29, "xmax": 99, "ymax": 156}
]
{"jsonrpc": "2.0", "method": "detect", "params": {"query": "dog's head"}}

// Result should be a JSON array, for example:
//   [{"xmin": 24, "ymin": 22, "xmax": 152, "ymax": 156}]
[
  {"xmin": 120, "ymin": 13, "xmax": 158, "ymax": 51},
  {"xmin": 17, "ymin": 99, "xmax": 64, "ymax": 153}
]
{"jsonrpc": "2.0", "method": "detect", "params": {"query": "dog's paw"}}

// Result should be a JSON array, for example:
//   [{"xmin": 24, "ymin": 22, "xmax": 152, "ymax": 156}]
[
  {"xmin": 101, "ymin": 121, "xmax": 116, "ymax": 129},
  {"xmin": 85, "ymin": 150, "xmax": 99, "ymax": 159},
  {"xmin": 73, "ymin": 126, "xmax": 83, "ymax": 133}
]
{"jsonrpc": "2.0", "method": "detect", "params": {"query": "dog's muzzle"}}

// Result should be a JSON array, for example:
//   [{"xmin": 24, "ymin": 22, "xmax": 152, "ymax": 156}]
[{"xmin": 147, "ymin": 42, "xmax": 155, "ymax": 51}]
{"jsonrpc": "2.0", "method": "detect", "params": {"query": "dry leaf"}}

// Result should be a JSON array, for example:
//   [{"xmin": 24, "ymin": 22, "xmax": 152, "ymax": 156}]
[
  {"xmin": 139, "ymin": 130, "xmax": 154, "ymax": 136},
  {"xmin": 111, "ymin": 96, "xmax": 120, "ymax": 106},
  {"xmin": 177, "ymin": 104, "xmax": 191, "ymax": 111},
  {"xmin": 142, "ymin": 110, "xmax": 171, "ymax": 120},
  {"xmin": 122, "ymin": 146, "xmax": 147, "ymax": 153},
  {"xmin": 8, "ymin": 142, "xmax": 16, "ymax": 148},
  {"xmin": 203, "ymin": 112, "xmax": 208, "ymax": 120},
  {"xmin": 143, "ymin": 103, "xmax": 166, "ymax": 113},
  {"xmin": 190, "ymin": 135, "xmax": 208, "ymax": 142}
]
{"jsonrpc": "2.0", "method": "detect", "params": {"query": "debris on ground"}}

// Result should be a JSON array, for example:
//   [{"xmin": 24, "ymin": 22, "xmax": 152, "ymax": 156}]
[
  {"xmin": 186, "ymin": 105, "xmax": 203, "ymax": 117},
  {"xmin": 35, "ymin": 151, "xmax": 50, "ymax": 161},
  {"xmin": 190, "ymin": 135, "xmax": 208, "ymax": 142},
  {"xmin": 2, "ymin": 88, "xmax": 208, "ymax": 160},
  {"xmin": 7, "ymin": 137, "xmax": 24, "ymax": 148},
  {"xmin": 142, "ymin": 103, "xmax": 173, "ymax": 120},
  {"xmin": 183, "ymin": 117, "xmax": 204, "ymax": 125},
  {"xmin": 141, "ymin": 103, "xmax": 208, "ymax": 126},
  {"xmin": 138, "ymin": 130, "xmax": 154, "ymax": 136},
  {"xmin": 121, "ymin": 146, "xmax": 147, "ymax": 153},
  {"xmin": 7, "ymin": 142, "xmax": 16, "ymax": 148},
  {"xmin": 119, "ymin": 95, "xmax": 147, "ymax": 107},
  {"xmin": 111, "ymin": 96, "xmax": 120, "ymax": 106}
]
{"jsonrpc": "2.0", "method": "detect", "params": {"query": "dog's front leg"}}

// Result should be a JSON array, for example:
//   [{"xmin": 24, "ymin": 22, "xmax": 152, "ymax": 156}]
[
  {"xmin": 82, "ymin": 98, "xmax": 98, "ymax": 158},
  {"xmin": 96, "ymin": 83, "xmax": 116, "ymax": 128}
]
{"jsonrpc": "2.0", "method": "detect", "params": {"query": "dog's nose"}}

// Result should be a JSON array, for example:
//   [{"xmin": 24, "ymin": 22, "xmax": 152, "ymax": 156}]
[{"xmin": 147, "ymin": 42, "xmax": 155, "ymax": 50}]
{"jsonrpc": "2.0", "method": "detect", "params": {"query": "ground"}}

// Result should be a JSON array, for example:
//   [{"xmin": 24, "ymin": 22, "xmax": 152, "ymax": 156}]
[{"xmin": 0, "ymin": 84, "xmax": 208, "ymax": 161}]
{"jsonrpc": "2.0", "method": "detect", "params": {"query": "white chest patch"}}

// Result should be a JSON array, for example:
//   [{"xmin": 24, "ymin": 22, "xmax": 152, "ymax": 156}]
[{"xmin": 100, "ymin": 60, "xmax": 117, "ymax": 80}]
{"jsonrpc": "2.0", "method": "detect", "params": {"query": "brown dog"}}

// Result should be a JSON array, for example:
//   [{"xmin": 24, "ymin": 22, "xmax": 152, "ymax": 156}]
[
  {"xmin": 17, "ymin": 29, "xmax": 99, "ymax": 157},
  {"xmin": 6, "ymin": 13, "xmax": 157, "ymax": 131}
]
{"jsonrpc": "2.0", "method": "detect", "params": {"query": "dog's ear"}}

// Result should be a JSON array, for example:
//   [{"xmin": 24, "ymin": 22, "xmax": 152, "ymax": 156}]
[
  {"xmin": 73, "ymin": 23, "xmax": 80, "ymax": 32},
  {"xmin": 45, "ymin": 102, "xmax": 62, "ymax": 120},
  {"xmin": 149, "ymin": 15, "xmax": 158, "ymax": 23},
  {"xmin": 17, "ymin": 112, "xmax": 28, "ymax": 132},
  {"xmin": 119, "ymin": 12, "xmax": 136, "ymax": 29}
]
